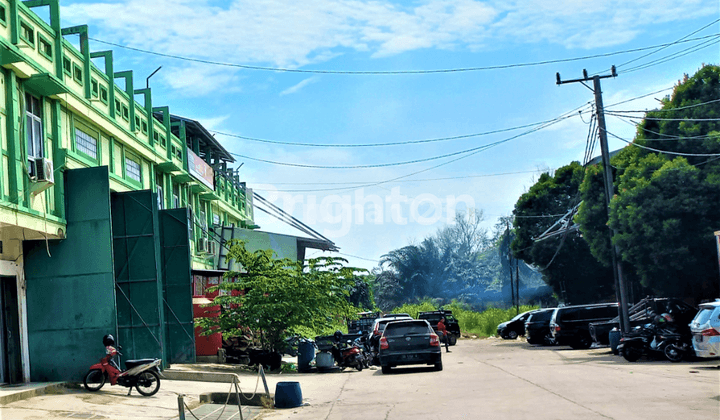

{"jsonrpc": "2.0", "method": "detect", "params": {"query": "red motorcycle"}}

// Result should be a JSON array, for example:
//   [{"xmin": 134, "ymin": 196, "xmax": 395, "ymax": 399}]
[
  {"xmin": 330, "ymin": 331, "xmax": 365, "ymax": 371},
  {"xmin": 83, "ymin": 334, "xmax": 162, "ymax": 396}
]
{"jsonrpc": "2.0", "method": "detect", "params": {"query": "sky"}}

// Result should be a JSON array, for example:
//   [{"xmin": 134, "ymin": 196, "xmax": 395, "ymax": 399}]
[{"xmin": 55, "ymin": 0, "xmax": 719, "ymax": 271}]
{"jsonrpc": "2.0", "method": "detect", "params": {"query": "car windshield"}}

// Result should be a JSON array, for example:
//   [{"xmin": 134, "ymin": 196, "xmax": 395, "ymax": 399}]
[
  {"xmin": 510, "ymin": 311, "xmax": 530, "ymax": 322},
  {"xmin": 529, "ymin": 310, "xmax": 553, "ymax": 321}
]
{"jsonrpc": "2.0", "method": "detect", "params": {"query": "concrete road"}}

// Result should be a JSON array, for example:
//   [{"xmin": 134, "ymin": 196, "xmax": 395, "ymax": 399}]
[{"xmin": 259, "ymin": 338, "xmax": 720, "ymax": 420}]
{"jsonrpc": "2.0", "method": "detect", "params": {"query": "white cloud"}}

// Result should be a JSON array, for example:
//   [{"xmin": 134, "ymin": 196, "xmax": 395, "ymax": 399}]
[
  {"xmin": 160, "ymin": 64, "xmax": 241, "ymax": 96},
  {"xmin": 280, "ymin": 77, "xmax": 319, "ymax": 96},
  {"xmin": 62, "ymin": 0, "xmax": 717, "ymax": 69}
]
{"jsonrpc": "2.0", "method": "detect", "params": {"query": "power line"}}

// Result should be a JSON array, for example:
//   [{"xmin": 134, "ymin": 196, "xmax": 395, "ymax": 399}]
[
  {"xmin": 605, "ymin": 87, "xmax": 674, "ymax": 109},
  {"xmin": 611, "ymin": 115, "xmax": 720, "ymax": 141},
  {"xmin": 249, "ymin": 101, "xmax": 593, "ymax": 194},
  {"xmin": 619, "ymin": 36, "xmax": 720, "ymax": 75},
  {"xmin": 254, "ymin": 169, "xmax": 544, "ymax": 188},
  {"xmin": 614, "ymin": 18, "xmax": 720, "ymax": 71},
  {"xmin": 208, "ymin": 114, "xmax": 585, "ymax": 148},
  {"xmin": 606, "ymin": 114, "xmax": 720, "ymax": 122},
  {"xmin": 87, "ymin": 33, "xmax": 720, "ymax": 75},
  {"xmin": 230, "ymin": 113, "xmax": 581, "ymax": 169},
  {"xmin": 337, "ymin": 252, "xmax": 380, "ymax": 263},
  {"xmin": 608, "ymin": 98, "xmax": 720, "ymax": 113},
  {"xmin": 607, "ymin": 131, "xmax": 720, "ymax": 156}
]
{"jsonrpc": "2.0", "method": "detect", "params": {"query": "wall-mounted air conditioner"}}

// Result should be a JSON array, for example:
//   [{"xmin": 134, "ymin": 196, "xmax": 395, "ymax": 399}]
[
  {"xmin": 30, "ymin": 158, "xmax": 54, "ymax": 195},
  {"xmin": 197, "ymin": 237, "xmax": 208, "ymax": 253}
]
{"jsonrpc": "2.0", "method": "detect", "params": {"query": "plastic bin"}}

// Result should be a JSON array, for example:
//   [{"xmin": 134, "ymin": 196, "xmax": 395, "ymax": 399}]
[
  {"xmin": 275, "ymin": 382, "xmax": 303, "ymax": 408},
  {"xmin": 609, "ymin": 328, "xmax": 621, "ymax": 355},
  {"xmin": 297, "ymin": 341, "xmax": 315, "ymax": 372}
]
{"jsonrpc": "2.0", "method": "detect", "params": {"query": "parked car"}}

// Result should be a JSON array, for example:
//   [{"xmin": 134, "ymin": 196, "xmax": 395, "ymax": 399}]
[
  {"xmin": 689, "ymin": 299, "xmax": 720, "ymax": 359},
  {"xmin": 497, "ymin": 310, "xmax": 535, "ymax": 339},
  {"xmin": 378, "ymin": 319, "xmax": 442, "ymax": 374},
  {"xmin": 369, "ymin": 315, "xmax": 414, "ymax": 353},
  {"xmin": 589, "ymin": 297, "xmax": 696, "ymax": 345},
  {"xmin": 549, "ymin": 303, "xmax": 618, "ymax": 349},
  {"xmin": 418, "ymin": 310, "xmax": 460, "ymax": 345},
  {"xmin": 525, "ymin": 308, "xmax": 556, "ymax": 345}
]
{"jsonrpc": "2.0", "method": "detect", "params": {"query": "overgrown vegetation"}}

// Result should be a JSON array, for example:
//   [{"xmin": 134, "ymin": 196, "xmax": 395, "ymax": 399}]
[
  {"xmin": 389, "ymin": 300, "xmax": 539, "ymax": 337},
  {"xmin": 195, "ymin": 241, "xmax": 365, "ymax": 352}
]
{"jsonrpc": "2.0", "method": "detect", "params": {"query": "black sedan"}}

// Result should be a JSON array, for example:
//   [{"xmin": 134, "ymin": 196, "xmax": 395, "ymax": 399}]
[{"xmin": 379, "ymin": 320, "xmax": 442, "ymax": 374}]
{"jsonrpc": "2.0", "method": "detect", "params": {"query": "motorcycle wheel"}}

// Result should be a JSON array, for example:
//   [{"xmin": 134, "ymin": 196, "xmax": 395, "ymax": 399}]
[
  {"xmin": 664, "ymin": 344, "xmax": 684, "ymax": 363},
  {"xmin": 622, "ymin": 345, "xmax": 642, "ymax": 362},
  {"xmin": 135, "ymin": 371, "xmax": 161, "ymax": 397},
  {"xmin": 83, "ymin": 369, "xmax": 106, "ymax": 392}
]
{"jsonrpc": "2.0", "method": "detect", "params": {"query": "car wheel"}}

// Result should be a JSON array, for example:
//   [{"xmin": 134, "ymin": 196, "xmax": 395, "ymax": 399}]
[
  {"xmin": 508, "ymin": 331, "xmax": 518, "ymax": 340},
  {"xmin": 448, "ymin": 334, "xmax": 457, "ymax": 346},
  {"xmin": 434, "ymin": 361, "xmax": 443, "ymax": 371},
  {"xmin": 543, "ymin": 333, "xmax": 555, "ymax": 346},
  {"xmin": 381, "ymin": 365, "xmax": 391, "ymax": 374}
]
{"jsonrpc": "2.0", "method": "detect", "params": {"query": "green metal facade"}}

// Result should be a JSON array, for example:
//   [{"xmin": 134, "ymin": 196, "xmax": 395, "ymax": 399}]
[
  {"xmin": 159, "ymin": 208, "xmax": 195, "ymax": 364},
  {"xmin": 112, "ymin": 190, "xmax": 166, "ymax": 368},
  {"xmin": 24, "ymin": 167, "xmax": 116, "ymax": 382}
]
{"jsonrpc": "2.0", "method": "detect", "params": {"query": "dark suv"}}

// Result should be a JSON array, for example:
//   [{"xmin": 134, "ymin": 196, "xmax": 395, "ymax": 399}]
[
  {"xmin": 418, "ymin": 311, "xmax": 460, "ymax": 346},
  {"xmin": 549, "ymin": 303, "xmax": 618, "ymax": 349},
  {"xmin": 497, "ymin": 310, "xmax": 535, "ymax": 339},
  {"xmin": 525, "ymin": 308, "xmax": 556, "ymax": 345}
]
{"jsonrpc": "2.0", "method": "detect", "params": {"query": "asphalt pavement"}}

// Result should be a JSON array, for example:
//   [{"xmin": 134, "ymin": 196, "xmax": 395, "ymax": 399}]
[{"xmin": 1, "ymin": 339, "xmax": 718, "ymax": 420}]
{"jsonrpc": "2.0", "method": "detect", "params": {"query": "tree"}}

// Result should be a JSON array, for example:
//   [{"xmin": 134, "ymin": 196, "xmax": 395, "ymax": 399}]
[
  {"xmin": 195, "ymin": 241, "xmax": 363, "ymax": 352},
  {"xmin": 577, "ymin": 64, "xmax": 720, "ymax": 302},
  {"xmin": 512, "ymin": 162, "xmax": 615, "ymax": 304}
]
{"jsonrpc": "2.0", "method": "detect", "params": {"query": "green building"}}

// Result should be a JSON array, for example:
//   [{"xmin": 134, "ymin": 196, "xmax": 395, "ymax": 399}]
[{"xmin": 0, "ymin": 0, "xmax": 335, "ymax": 384}]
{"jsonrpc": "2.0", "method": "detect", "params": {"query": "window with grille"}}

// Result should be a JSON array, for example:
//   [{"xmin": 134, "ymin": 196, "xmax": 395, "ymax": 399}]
[
  {"xmin": 125, "ymin": 156, "xmax": 141, "ymax": 182},
  {"xmin": 75, "ymin": 127, "xmax": 98, "ymax": 159}
]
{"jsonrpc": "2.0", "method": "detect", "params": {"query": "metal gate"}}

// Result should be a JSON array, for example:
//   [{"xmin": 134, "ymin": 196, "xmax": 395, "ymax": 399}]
[
  {"xmin": 111, "ymin": 190, "xmax": 166, "ymax": 367},
  {"xmin": 159, "ymin": 208, "xmax": 195, "ymax": 364}
]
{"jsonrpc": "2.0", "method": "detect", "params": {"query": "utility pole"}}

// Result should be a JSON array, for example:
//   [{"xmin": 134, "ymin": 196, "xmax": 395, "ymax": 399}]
[
  {"xmin": 515, "ymin": 258, "xmax": 520, "ymax": 315},
  {"xmin": 507, "ymin": 220, "xmax": 515, "ymax": 311},
  {"xmin": 556, "ymin": 67, "xmax": 631, "ymax": 334}
]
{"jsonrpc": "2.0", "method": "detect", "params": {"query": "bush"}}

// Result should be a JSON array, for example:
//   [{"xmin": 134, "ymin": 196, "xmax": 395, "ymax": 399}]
[{"xmin": 387, "ymin": 300, "xmax": 539, "ymax": 337}]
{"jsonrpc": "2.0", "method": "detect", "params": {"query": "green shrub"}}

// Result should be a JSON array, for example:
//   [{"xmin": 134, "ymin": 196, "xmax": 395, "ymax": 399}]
[{"xmin": 387, "ymin": 301, "xmax": 539, "ymax": 338}]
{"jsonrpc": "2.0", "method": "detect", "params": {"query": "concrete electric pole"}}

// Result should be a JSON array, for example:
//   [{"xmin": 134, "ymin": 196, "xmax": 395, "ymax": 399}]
[{"xmin": 556, "ymin": 67, "xmax": 632, "ymax": 334}]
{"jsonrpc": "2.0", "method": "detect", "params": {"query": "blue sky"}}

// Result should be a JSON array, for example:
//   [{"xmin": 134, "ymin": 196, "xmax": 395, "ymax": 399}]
[{"xmin": 59, "ymin": 0, "xmax": 719, "ymax": 270}]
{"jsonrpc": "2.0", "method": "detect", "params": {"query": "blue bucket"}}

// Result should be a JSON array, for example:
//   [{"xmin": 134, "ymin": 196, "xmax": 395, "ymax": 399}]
[
  {"xmin": 275, "ymin": 381, "xmax": 303, "ymax": 408},
  {"xmin": 609, "ymin": 329, "xmax": 621, "ymax": 354},
  {"xmin": 297, "ymin": 341, "xmax": 315, "ymax": 372}
]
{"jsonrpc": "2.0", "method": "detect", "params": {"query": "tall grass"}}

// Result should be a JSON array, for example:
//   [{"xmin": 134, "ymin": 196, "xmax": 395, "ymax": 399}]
[{"xmin": 388, "ymin": 301, "xmax": 539, "ymax": 338}]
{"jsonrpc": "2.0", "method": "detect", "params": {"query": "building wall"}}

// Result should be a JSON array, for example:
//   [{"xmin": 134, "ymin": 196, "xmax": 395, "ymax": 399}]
[{"xmin": 0, "ymin": 0, "xmax": 255, "ymax": 382}]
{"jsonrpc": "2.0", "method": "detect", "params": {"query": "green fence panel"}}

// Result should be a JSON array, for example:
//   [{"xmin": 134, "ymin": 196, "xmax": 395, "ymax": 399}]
[
  {"xmin": 159, "ymin": 208, "xmax": 195, "ymax": 364},
  {"xmin": 24, "ymin": 167, "xmax": 116, "ymax": 381},
  {"xmin": 111, "ymin": 190, "xmax": 166, "ymax": 367}
]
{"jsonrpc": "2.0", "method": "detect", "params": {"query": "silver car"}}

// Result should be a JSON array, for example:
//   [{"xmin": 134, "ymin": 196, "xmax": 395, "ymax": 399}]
[{"xmin": 689, "ymin": 299, "xmax": 720, "ymax": 358}]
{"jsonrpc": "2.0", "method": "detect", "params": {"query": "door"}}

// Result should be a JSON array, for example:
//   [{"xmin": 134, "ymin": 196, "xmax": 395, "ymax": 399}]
[{"xmin": 0, "ymin": 276, "xmax": 22, "ymax": 384}]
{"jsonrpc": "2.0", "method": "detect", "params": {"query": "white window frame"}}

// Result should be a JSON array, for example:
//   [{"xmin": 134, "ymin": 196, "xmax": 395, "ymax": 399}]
[
  {"xmin": 25, "ymin": 93, "xmax": 43, "ymax": 176},
  {"xmin": 74, "ymin": 126, "xmax": 98, "ymax": 159},
  {"xmin": 125, "ymin": 155, "xmax": 141, "ymax": 183}
]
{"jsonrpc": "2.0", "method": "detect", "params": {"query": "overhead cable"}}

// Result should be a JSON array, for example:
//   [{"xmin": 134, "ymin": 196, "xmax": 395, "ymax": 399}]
[
  {"xmin": 229, "ymin": 114, "xmax": 581, "ymax": 169},
  {"xmin": 208, "ymin": 114, "xmax": 586, "ymax": 148},
  {"xmin": 611, "ymin": 115, "xmax": 720, "ymax": 141},
  {"xmin": 613, "ymin": 18, "xmax": 720, "ymax": 71},
  {"xmin": 619, "ymin": 37, "xmax": 720, "ymax": 75},
  {"xmin": 608, "ymin": 98, "xmax": 720, "ymax": 113},
  {"xmin": 88, "ymin": 33, "xmax": 720, "ymax": 75},
  {"xmin": 607, "ymin": 131, "xmax": 720, "ymax": 156}
]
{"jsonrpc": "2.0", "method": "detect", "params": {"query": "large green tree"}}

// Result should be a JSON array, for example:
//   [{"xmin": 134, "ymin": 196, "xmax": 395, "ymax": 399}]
[
  {"xmin": 512, "ymin": 162, "xmax": 615, "ymax": 304},
  {"xmin": 195, "ymin": 241, "xmax": 363, "ymax": 352},
  {"xmin": 578, "ymin": 64, "xmax": 720, "ymax": 302}
]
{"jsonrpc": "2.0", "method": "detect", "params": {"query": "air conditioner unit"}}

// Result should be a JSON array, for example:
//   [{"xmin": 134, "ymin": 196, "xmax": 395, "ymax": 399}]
[
  {"xmin": 30, "ymin": 158, "xmax": 55, "ymax": 195},
  {"xmin": 197, "ymin": 237, "xmax": 208, "ymax": 253}
]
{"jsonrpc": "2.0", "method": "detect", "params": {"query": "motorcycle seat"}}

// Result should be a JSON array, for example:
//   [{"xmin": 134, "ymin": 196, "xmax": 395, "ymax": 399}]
[{"xmin": 125, "ymin": 359, "xmax": 157, "ymax": 369}]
